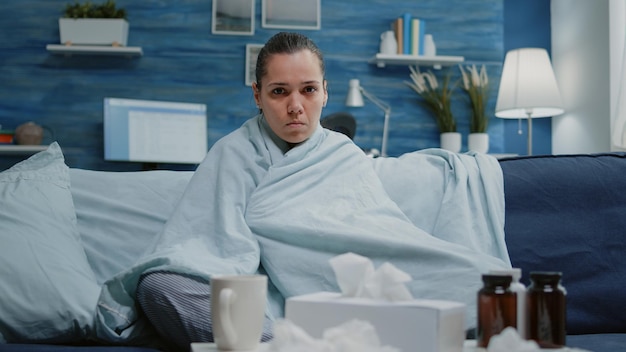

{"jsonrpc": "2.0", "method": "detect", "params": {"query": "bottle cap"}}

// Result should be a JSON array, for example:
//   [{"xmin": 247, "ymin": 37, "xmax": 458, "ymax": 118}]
[
  {"xmin": 482, "ymin": 274, "xmax": 513, "ymax": 286},
  {"xmin": 530, "ymin": 271, "xmax": 562, "ymax": 284},
  {"xmin": 489, "ymin": 268, "xmax": 522, "ymax": 281}
]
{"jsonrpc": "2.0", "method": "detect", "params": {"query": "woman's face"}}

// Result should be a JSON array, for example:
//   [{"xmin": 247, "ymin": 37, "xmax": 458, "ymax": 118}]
[{"xmin": 253, "ymin": 50, "xmax": 328, "ymax": 144}]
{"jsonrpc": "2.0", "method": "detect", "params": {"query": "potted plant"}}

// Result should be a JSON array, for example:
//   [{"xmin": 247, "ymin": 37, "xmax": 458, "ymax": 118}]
[
  {"xmin": 459, "ymin": 64, "xmax": 490, "ymax": 153},
  {"xmin": 405, "ymin": 66, "xmax": 461, "ymax": 152},
  {"xmin": 59, "ymin": 0, "xmax": 129, "ymax": 46}
]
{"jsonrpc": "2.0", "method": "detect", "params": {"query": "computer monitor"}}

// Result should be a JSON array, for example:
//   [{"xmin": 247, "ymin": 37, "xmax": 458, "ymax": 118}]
[{"xmin": 104, "ymin": 97, "xmax": 208, "ymax": 165}]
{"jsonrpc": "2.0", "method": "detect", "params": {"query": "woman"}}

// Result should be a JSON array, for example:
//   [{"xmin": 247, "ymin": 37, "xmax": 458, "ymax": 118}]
[
  {"xmin": 99, "ymin": 32, "xmax": 510, "ymax": 351},
  {"xmin": 134, "ymin": 31, "xmax": 326, "ymax": 351}
]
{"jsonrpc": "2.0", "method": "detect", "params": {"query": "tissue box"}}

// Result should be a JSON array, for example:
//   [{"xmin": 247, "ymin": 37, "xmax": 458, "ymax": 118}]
[{"xmin": 285, "ymin": 292, "xmax": 466, "ymax": 352}]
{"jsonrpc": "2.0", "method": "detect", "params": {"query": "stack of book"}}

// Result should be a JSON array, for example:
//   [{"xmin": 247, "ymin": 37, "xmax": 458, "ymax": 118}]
[{"xmin": 392, "ymin": 13, "xmax": 426, "ymax": 56}]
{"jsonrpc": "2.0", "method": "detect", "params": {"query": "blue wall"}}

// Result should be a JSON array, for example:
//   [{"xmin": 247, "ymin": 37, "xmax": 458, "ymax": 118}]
[
  {"xmin": 503, "ymin": 0, "xmax": 552, "ymax": 155},
  {"xmin": 1, "ymin": 0, "xmax": 533, "ymax": 171}
]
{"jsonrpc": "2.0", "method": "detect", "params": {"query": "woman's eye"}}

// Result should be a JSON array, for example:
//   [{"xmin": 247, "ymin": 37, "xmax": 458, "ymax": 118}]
[
  {"xmin": 272, "ymin": 88, "xmax": 285, "ymax": 95},
  {"xmin": 304, "ymin": 86, "xmax": 318, "ymax": 93}
]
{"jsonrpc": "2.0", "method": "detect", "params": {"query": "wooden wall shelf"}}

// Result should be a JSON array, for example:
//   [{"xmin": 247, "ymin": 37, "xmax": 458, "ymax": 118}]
[
  {"xmin": 46, "ymin": 44, "xmax": 143, "ymax": 57},
  {"xmin": 369, "ymin": 53, "xmax": 464, "ymax": 69},
  {"xmin": 0, "ymin": 145, "xmax": 47, "ymax": 156}
]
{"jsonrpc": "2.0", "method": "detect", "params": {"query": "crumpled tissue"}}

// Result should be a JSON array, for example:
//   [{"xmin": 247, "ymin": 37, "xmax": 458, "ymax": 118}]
[
  {"xmin": 329, "ymin": 252, "xmax": 413, "ymax": 301},
  {"xmin": 487, "ymin": 327, "xmax": 592, "ymax": 352},
  {"xmin": 268, "ymin": 318, "xmax": 400, "ymax": 352},
  {"xmin": 487, "ymin": 327, "xmax": 540, "ymax": 352}
]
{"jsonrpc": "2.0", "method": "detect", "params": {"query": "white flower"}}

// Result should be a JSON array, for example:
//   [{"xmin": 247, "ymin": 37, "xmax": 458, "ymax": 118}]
[
  {"xmin": 407, "ymin": 66, "xmax": 426, "ymax": 93},
  {"xmin": 460, "ymin": 64, "xmax": 488, "ymax": 90},
  {"xmin": 458, "ymin": 64, "xmax": 490, "ymax": 133},
  {"xmin": 404, "ymin": 66, "xmax": 457, "ymax": 133},
  {"xmin": 479, "ymin": 65, "xmax": 488, "ymax": 87},
  {"xmin": 424, "ymin": 71, "xmax": 439, "ymax": 90}
]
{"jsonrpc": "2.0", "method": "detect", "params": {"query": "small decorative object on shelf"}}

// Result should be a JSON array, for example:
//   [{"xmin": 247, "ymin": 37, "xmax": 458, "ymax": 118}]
[
  {"xmin": 59, "ymin": 0, "xmax": 128, "ymax": 46},
  {"xmin": 405, "ymin": 66, "xmax": 459, "ymax": 151},
  {"xmin": 379, "ymin": 30, "xmax": 397, "ymax": 55},
  {"xmin": 423, "ymin": 34, "xmax": 436, "ymax": 57},
  {"xmin": 460, "ymin": 64, "xmax": 490, "ymax": 153},
  {"xmin": 48, "ymin": 0, "xmax": 141, "ymax": 57},
  {"xmin": 0, "ymin": 126, "xmax": 13, "ymax": 144},
  {"xmin": 14, "ymin": 122, "xmax": 44, "ymax": 145}
]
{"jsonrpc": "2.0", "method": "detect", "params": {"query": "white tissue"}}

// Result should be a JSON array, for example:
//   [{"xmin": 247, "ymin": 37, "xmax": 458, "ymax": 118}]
[
  {"xmin": 487, "ymin": 328, "xmax": 593, "ymax": 352},
  {"xmin": 487, "ymin": 327, "xmax": 540, "ymax": 352},
  {"xmin": 269, "ymin": 318, "xmax": 400, "ymax": 352},
  {"xmin": 329, "ymin": 252, "xmax": 413, "ymax": 301}
]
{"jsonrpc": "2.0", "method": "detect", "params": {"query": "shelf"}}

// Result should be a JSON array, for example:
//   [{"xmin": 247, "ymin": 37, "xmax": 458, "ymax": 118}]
[
  {"xmin": 0, "ymin": 144, "xmax": 47, "ymax": 156},
  {"xmin": 46, "ymin": 44, "xmax": 143, "ymax": 57},
  {"xmin": 369, "ymin": 53, "xmax": 464, "ymax": 69}
]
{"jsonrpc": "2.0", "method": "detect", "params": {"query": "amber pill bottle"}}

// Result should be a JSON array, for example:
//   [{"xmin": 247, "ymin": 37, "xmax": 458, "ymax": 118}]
[
  {"xmin": 527, "ymin": 271, "xmax": 567, "ymax": 348},
  {"xmin": 477, "ymin": 274, "xmax": 517, "ymax": 348}
]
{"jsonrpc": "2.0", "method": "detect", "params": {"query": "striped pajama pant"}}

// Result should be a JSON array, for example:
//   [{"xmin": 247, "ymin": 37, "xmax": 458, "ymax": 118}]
[{"xmin": 136, "ymin": 271, "xmax": 274, "ymax": 352}]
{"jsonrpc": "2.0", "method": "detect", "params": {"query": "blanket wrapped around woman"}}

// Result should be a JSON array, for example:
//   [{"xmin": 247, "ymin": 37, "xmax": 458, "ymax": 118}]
[{"xmin": 95, "ymin": 114, "xmax": 511, "ymax": 343}]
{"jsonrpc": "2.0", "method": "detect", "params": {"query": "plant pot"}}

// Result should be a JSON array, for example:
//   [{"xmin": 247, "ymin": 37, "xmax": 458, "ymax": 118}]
[
  {"xmin": 468, "ymin": 132, "xmax": 489, "ymax": 153},
  {"xmin": 59, "ymin": 18, "xmax": 129, "ymax": 46},
  {"xmin": 440, "ymin": 132, "xmax": 461, "ymax": 153}
]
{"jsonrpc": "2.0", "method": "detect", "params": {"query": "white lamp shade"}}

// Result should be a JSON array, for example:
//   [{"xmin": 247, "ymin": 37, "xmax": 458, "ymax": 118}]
[
  {"xmin": 495, "ymin": 48, "xmax": 564, "ymax": 118},
  {"xmin": 345, "ymin": 79, "xmax": 364, "ymax": 107}
]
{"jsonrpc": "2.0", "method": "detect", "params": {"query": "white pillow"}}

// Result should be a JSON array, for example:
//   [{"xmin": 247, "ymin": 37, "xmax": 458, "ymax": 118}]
[{"xmin": 0, "ymin": 142, "xmax": 100, "ymax": 343}]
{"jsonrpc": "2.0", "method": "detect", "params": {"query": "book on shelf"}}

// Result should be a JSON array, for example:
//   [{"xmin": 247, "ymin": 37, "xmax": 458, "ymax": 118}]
[
  {"xmin": 394, "ymin": 17, "xmax": 403, "ymax": 54},
  {"xmin": 392, "ymin": 13, "xmax": 426, "ymax": 56},
  {"xmin": 410, "ymin": 18, "xmax": 426, "ymax": 56},
  {"xmin": 402, "ymin": 13, "xmax": 411, "ymax": 55}
]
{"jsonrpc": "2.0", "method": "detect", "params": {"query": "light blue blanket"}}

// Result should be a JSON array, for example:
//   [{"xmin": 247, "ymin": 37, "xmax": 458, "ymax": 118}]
[{"xmin": 95, "ymin": 115, "xmax": 511, "ymax": 343}]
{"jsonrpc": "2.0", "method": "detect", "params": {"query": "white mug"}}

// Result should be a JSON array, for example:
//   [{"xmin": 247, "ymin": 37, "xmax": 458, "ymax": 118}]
[{"xmin": 211, "ymin": 274, "xmax": 268, "ymax": 351}]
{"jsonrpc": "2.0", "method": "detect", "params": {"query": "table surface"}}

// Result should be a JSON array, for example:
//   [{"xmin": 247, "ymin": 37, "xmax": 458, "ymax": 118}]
[{"xmin": 190, "ymin": 340, "xmax": 589, "ymax": 352}]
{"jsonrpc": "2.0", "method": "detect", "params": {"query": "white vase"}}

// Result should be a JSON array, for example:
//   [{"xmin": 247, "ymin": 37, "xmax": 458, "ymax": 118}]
[
  {"xmin": 424, "ymin": 34, "xmax": 436, "ymax": 56},
  {"xmin": 440, "ymin": 132, "xmax": 461, "ymax": 153},
  {"xmin": 468, "ymin": 133, "xmax": 489, "ymax": 153}
]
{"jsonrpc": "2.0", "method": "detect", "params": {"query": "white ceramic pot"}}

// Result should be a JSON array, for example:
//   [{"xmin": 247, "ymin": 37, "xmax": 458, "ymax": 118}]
[
  {"xmin": 468, "ymin": 132, "xmax": 489, "ymax": 153},
  {"xmin": 59, "ymin": 18, "xmax": 129, "ymax": 46},
  {"xmin": 440, "ymin": 132, "xmax": 462, "ymax": 153}
]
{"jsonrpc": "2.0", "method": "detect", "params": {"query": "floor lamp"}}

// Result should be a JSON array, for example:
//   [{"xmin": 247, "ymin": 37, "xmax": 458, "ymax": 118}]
[
  {"xmin": 345, "ymin": 79, "xmax": 391, "ymax": 157},
  {"xmin": 495, "ymin": 48, "xmax": 564, "ymax": 155}
]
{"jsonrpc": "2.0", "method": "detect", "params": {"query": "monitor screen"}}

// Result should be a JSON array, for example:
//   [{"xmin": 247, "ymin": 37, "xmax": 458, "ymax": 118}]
[{"xmin": 104, "ymin": 97, "xmax": 208, "ymax": 164}]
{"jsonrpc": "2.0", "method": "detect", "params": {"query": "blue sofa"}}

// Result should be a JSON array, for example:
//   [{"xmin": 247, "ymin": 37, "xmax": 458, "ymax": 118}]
[
  {"xmin": 500, "ymin": 153, "xmax": 626, "ymax": 351},
  {"xmin": 1, "ymin": 148, "xmax": 625, "ymax": 352}
]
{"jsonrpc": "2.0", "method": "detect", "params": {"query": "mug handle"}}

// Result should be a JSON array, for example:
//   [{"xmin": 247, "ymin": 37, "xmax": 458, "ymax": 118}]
[{"xmin": 219, "ymin": 288, "xmax": 237, "ymax": 346}]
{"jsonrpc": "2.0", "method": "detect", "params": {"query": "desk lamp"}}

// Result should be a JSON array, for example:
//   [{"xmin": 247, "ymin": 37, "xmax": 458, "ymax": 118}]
[
  {"xmin": 495, "ymin": 48, "xmax": 564, "ymax": 155},
  {"xmin": 345, "ymin": 79, "xmax": 391, "ymax": 157}
]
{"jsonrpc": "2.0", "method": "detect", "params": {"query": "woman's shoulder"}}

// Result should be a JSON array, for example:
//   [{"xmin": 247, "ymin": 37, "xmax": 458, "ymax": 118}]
[{"xmin": 208, "ymin": 115, "xmax": 266, "ymax": 158}]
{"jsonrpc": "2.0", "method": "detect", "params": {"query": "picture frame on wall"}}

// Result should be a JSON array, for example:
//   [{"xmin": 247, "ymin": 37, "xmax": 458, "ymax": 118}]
[
  {"xmin": 212, "ymin": 0, "xmax": 255, "ymax": 35},
  {"xmin": 262, "ymin": 0, "xmax": 321, "ymax": 30},
  {"xmin": 245, "ymin": 44, "xmax": 264, "ymax": 86}
]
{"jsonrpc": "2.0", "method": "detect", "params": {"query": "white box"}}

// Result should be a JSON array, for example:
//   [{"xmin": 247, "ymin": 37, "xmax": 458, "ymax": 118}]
[{"xmin": 285, "ymin": 292, "xmax": 466, "ymax": 352}]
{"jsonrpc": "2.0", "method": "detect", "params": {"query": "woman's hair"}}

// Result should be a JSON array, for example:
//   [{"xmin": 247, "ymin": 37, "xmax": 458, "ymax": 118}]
[{"xmin": 255, "ymin": 32, "xmax": 325, "ymax": 88}]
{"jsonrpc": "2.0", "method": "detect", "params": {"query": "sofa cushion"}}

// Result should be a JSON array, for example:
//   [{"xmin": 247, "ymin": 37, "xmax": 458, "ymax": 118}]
[
  {"xmin": 0, "ymin": 143, "xmax": 100, "ymax": 343},
  {"xmin": 70, "ymin": 168, "xmax": 193, "ymax": 284},
  {"xmin": 567, "ymin": 333, "xmax": 626, "ymax": 352},
  {"xmin": 500, "ymin": 153, "xmax": 626, "ymax": 334}
]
